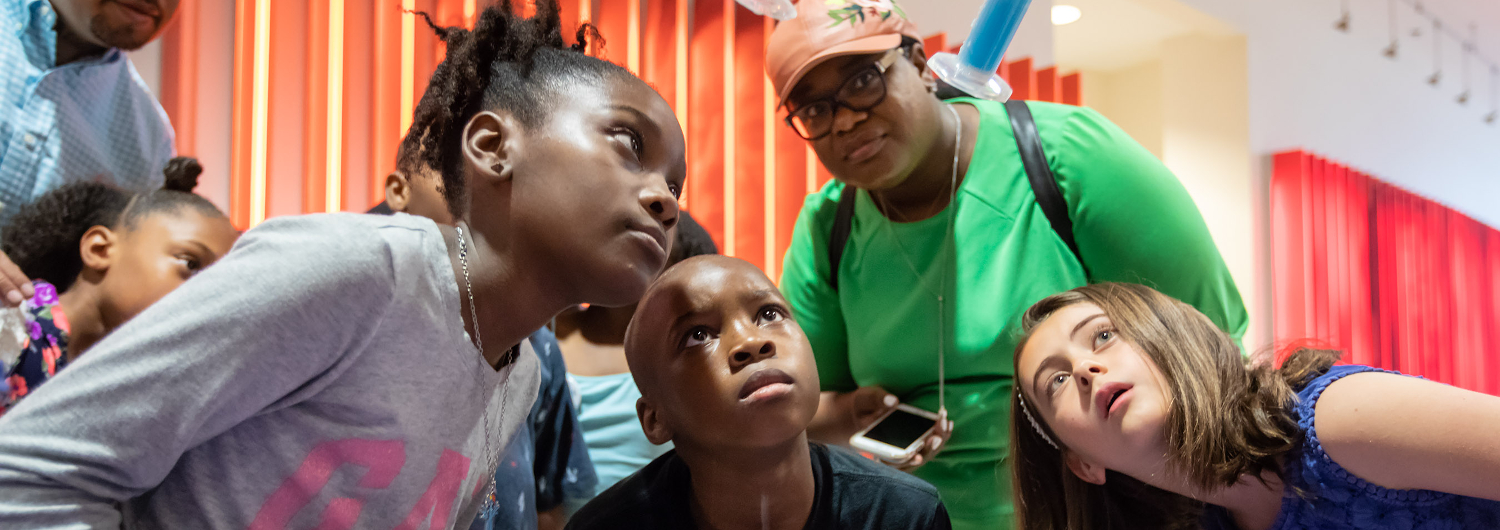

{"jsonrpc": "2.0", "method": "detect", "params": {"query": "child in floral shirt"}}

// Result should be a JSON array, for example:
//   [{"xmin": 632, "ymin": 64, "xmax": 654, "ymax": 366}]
[
  {"xmin": 0, "ymin": 158, "xmax": 235, "ymax": 414},
  {"xmin": 0, "ymin": 280, "xmax": 69, "ymax": 412}
]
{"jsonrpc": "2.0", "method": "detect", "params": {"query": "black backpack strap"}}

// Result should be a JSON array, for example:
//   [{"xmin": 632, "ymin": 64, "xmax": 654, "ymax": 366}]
[
  {"xmin": 827, "ymin": 185, "xmax": 858, "ymax": 292},
  {"xmin": 1005, "ymin": 100, "xmax": 1083, "ymax": 264}
]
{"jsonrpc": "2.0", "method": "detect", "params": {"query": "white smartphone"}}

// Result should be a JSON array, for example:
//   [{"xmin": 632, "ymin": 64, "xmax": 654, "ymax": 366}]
[{"xmin": 848, "ymin": 403, "xmax": 942, "ymax": 463}]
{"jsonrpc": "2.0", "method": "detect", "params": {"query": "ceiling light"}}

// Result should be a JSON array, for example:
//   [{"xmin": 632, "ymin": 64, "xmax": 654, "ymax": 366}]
[{"xmin": 1052, "ymin": 5, "xmax": 1082, "ymax": 25}]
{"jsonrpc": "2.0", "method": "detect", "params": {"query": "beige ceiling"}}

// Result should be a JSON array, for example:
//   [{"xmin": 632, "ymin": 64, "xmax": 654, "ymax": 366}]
[
  {"xmin": 1055, "ymin": 0, "xmax": 1499, "ymax": 74},
  {"xmin": 1054, "ymin": 0, "xmax": 1237, "ymax": 72}
]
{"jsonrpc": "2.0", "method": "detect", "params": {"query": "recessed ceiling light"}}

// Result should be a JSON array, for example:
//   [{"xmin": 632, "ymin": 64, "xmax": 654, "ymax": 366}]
[{"xmin": 1053, "ymin": 5, "xmax": 1082, "ymax": 25}]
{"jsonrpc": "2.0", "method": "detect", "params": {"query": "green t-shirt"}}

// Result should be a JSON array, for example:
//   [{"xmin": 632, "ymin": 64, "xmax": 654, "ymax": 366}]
[{"xmin": 779, "ymin": 98, "xmax": 1248, "ymax": 530}]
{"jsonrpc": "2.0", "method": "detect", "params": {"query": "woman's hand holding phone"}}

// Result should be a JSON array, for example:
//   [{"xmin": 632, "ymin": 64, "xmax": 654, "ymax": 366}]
[
  {"xmin": 890, "ymin": 408, "xmax": 952, "ymax": 472},
  {"xmin": 817, "ymin": 386, "xmax": 953, "ymax": 472},
  {"xmin": 809, "ymin": 386, "xmax": 900, "ymax": 445},
  {"xmin": 847, "ymin": 386, "xmax": 902, "ymax": 435},
  {"xmin": 811, "ymin": 386, "xmax": 954, "ymax": 471}
]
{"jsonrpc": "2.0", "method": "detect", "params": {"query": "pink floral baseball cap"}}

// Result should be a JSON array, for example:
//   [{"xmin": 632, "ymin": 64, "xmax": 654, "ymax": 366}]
[{"xmin": 765, "ymin": 0, "xmax": 923, "ymax": 106}]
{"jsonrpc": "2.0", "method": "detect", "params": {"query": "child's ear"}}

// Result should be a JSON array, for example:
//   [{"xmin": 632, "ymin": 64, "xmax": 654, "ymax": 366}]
[
  {"xmin": 461, "ymin": 110, "xmax": 523, "ymax": 186},
  {"xmin": 384, "ymin": 171, "xmax": 412, "ymax": 212},
  {"xmin": 636, "ymin": 397, "xmax": 674, "ymax": 445},
  {"xmin": 78, "ymin": 225, "xmax": 118, "ymax": 274},
  {"xmin": 1064, "ymin": 451, "xmax": 1108, "ymax": 485}
]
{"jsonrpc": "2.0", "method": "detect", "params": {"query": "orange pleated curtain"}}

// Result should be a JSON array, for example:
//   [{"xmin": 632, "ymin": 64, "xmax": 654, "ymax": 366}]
[{"xmin": 159, "ymin": 0, "xmax": 1080, "ymax": 279}]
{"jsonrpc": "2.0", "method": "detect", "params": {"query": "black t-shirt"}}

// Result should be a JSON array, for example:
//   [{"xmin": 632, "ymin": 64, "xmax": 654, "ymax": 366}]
[
  {"xmin": 567, "ymin": 442, "xmax": 951, "ymax": 530},
  {"xmin": 366, "ymin": 201, "xmax": 394, "ymax": 215}
]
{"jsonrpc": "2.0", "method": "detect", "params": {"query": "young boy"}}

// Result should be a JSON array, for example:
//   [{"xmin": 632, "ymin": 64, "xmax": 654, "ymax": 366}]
[
  {"xmin": 557, "ymin": 209, "xmax": 717, "ymax": 512},
  {"xmin": 567, "ymin": 256, "xmax": 952, "ymax": 530}
]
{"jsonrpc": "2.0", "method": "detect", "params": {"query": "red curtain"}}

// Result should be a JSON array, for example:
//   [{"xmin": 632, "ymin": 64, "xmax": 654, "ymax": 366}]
[{"xmin": 1272, "ymin": 150, "xmax": 1500, "ymax": 394}]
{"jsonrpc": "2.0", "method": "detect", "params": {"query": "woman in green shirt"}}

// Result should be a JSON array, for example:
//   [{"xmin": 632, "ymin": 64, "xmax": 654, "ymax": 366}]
[{"xmin": 764, "ymin": 2, "xmax": 1248, "ymax": 529}]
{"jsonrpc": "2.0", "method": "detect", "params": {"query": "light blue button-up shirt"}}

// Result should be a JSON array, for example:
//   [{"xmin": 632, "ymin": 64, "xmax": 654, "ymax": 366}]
[{"xmin": 0, "ymin": 0, "xmax": 173, "ymax": 223}]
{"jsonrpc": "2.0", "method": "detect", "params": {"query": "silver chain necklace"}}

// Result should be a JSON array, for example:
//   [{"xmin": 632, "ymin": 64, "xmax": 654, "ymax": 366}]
[
  {"xmin": 873, "ymin": 103, "xmax": 962, "ymax": 415},
  {"xmin": 456, "ymin": 223, "xmax": 513, "ymax": 513}
]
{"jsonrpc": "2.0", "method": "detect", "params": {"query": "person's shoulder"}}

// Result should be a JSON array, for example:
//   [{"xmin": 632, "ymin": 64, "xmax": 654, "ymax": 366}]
[
  {"xmin": 817, "ymin": 443, "xmax": 941, "ymax": 499},
  {"xmin": 238, "ymin": 213, "xmax": 438, "ymax": 278},
  {"xmin": 247, "ymin": 212, "xmax": 427, "ymax": 247},
  {"xmin": 1019, "ymin": 101, "xmax": 1130, "ymax": 148},
  {"xmin": 527, "ymin": 326, "xmax": 567, "ymax": 389},
  {"xmin": 565, "ymin": 482, "xmax": 650, "ymax": 530},
  {"xmin": 566, "ymin": 450, "xmax": 682, "ymax": 530},
  {"xmin": 815, "ymin": 444, "xmax": 947, "ymax": 528},
  {"xmin": 528, "ymin": 326, "xmax": 560, "ymax": 362},
  {"xmin": 116, "ymin": 52, "xmax": 174, "ymax": 130},
  {"xmin": 1020, "ymin": 100, "xmax": 1099, "ymax": 121},
  {"xmin": 952, "ymin": 96, "xmax": 1095, "ymax": 121},
  {"xmin": 954, "ymin": 98, "xmax": 1113, "ymax": 154},
  {"xmin": 796, "ymin": 178, "xmax": 850, "ymax": 224},
  {"xmin": 1294, "ymin": 364, "xmax": 1394, "ymax": 406},
  {"xmin": 783, "ymin": 179, "xmax": 852, "ymax": 263}
]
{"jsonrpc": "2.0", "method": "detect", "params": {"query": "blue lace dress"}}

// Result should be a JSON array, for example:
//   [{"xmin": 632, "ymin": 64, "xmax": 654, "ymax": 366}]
[{"xmin": 1202, "ymin": 365, "xmax": 1500, "ymax": 530}]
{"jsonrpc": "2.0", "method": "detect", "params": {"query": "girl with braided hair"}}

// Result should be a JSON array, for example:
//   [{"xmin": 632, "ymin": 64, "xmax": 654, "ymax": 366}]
[{"xmin": 0, "ymin": 2, "xmax": 685, "ymax": 528}]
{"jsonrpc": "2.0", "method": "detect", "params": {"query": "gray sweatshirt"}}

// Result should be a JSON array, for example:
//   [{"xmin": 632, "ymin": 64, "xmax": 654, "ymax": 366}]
[{"xmin": 0, "ymin": 213, "xmax": 540, "ymax": 529}]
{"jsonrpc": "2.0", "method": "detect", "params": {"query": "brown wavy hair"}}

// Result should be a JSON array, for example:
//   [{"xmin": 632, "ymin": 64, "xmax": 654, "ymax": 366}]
[{"xmin": 1009, "ymin": 283, "xmax": 1341, "ymax": 530}]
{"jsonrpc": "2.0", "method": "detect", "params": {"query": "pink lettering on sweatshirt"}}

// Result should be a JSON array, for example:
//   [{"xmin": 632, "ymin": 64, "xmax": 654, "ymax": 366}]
[
  {"xmin": 392, "ymin": 449, "xmax": 471, "ymax": 530},
  {"xmin": 248, "ymin": 439, "xmax": 407, "ymax": 530}
]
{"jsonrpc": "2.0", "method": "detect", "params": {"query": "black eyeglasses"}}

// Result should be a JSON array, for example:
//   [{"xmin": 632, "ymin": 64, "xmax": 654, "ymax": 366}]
[{"xmin": 784, "ymin": 50, "xmax": 903, "ymax": 141}]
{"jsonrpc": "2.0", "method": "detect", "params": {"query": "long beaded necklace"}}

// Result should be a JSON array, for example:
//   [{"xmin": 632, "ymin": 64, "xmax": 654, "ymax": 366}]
[
  {"xmin": 872, "ymin": 103, "xmax": 962, "ymax": 416},
  {"xmin": 456, "ymin": 223, "xmax": 515, "ymax": 512}
]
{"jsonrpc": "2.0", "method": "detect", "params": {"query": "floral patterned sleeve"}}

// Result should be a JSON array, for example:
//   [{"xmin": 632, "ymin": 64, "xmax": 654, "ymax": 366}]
[{"xmin": 0, "ymin": 281, "xmax": 71, "ymax": 415}]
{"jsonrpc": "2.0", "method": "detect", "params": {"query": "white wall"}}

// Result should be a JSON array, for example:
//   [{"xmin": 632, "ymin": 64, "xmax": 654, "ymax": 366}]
[{"xmin": 1172, "ymin": 0, "xmax": 1500, "ymax": 228}]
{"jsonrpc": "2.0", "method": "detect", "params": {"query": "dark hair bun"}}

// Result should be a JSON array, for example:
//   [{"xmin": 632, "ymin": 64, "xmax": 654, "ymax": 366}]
[{"xmin": 162, "ymin": 157, "xmax": 203, "ymax": 193}]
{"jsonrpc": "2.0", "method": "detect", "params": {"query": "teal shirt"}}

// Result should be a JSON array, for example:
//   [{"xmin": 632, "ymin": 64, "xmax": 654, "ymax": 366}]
[
  {"xmin": 568, "ymin": 373, "xmax": 673, "ymax": 505},
  {"xmin": 779, "ymin": 99, "xmax": 1248, "ymax": 530}
]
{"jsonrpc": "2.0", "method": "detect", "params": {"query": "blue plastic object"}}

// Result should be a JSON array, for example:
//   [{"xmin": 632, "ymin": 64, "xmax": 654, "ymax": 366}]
[
  {"xmin": 928, "ymin": 0, "xmax": 1033, "ymax": 101},
  {"xmin": 735, "ymin": 0, "xmax": 797, "ymax": 21}
]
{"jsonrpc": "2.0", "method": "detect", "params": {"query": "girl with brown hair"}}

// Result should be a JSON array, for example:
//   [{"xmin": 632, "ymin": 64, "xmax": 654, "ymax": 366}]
[{"xmin": 1010, "ymin": 283, "xmax": 1500, "ymax": 530}]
